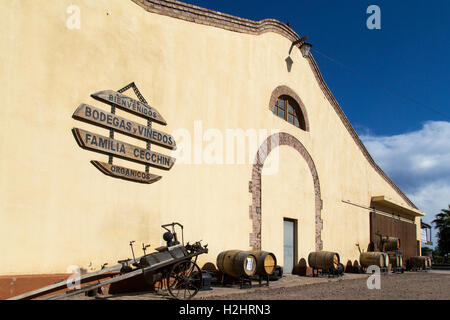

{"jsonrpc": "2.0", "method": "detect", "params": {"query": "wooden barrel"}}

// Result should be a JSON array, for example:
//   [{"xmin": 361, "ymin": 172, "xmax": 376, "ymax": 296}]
[
  {"xmin": 389, "ymin": 255, "xmax": 402, "ymax": 268},
  {"xmin": 382, "ymin": 253, "xmax": 390, "ymax": 268},
  {"xmin": 217, "ymin": 250, "xmax": 257, "ymax": 278},
  {"xmin": 345, "ymin": 260, "xmax": 353, "ymax": 273},
  {"xmin": 250, "ymin": 251, "xmax": 277, "ymax": 276},
  {"xmin": 388, "ymin": 254, "xmax": 396, "ymax": 266},
  {"xmin": 201, "ymin": 262, "xmax": 217, "ymax": 272},
  {"xmin": 409, "ymin": 256, "xmax": 427, "ymax": 269},
  {"xmin": 292, "ymin": 258, "xmax": 307, "ymax": 276},
  {"xmin": 353, "ymin": 260, "xmax": 362, "ymax": 274},
  {"xmin": 360, "ymin": 252, "xmax": 385, "ymax": 268},
  {"xmin": 382, "ymin": 237, "xmax": 401, "ymax": 251},
  {"xmin": 308, "ymin": 251, "xmax": 340, "ymax": 271}
]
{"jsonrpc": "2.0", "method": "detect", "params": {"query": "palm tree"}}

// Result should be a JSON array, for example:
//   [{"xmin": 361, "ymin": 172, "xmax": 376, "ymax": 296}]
[{"xmin": 432, "ymin": 205, "xmax": 450, "ymax": 257}]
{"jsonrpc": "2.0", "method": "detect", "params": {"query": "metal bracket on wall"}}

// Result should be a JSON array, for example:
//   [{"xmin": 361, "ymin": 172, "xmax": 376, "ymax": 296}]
[
  {"xmin": 342, "ymin": 200, "xmax": 415, "ymax": 224},
  {"xmin": 110, "ymin": 82, "xmax": 152, "ymax": 174}
]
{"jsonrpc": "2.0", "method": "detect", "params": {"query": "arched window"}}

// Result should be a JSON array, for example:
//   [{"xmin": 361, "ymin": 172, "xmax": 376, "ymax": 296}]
[{"xmin": 273, "ymin": 95, "xmax": 306, "ymax": 130}]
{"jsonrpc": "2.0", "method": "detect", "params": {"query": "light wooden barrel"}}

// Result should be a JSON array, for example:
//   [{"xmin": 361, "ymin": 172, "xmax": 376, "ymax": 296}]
[
  {"xmin": 382, "ymin": 237, "xmax": 401, "ymax": 251},
  {"xmin": 382, "ymin": 253, "xmax": 390, "ymax": 268},
  {"xmin": 250, "ymin": 251, "xmax": 277, "ymax": 276},
  {"xmin": 360, "ymin": 252, "xmax": 385, "ymax": 268},
  {"xmin": 308, "ymin": 251, "xmax": 340, "ymax": 271},
  {"xmin": 217, "ymin": 250, "xmax": 257, "ymax": 278}
]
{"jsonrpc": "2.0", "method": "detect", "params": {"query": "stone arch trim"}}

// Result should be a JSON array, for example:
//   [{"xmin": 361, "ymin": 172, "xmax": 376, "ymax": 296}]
[
  {"xmin": 248, "ymin": 132, "xmax": 323, "ymax": 251},
  {"xmin": 269, "ymin": 85, "xmax": 310, "ymax": 132}
]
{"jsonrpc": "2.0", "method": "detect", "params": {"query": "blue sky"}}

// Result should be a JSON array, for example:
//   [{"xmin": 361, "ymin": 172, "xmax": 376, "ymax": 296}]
[{"xmin": 183, "ymin": 0, "xmax": 449, "ymax": 245}]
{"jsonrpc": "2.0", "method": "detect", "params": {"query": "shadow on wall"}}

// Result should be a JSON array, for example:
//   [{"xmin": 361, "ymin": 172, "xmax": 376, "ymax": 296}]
[{"xmin": 285, "ymin": 56, "xmax": 293, "ymax": 72}]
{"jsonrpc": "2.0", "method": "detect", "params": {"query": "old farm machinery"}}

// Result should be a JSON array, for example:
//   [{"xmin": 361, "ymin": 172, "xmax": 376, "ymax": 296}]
[{"xmin": 9, "ymin": 222, "xmax": 208, "ymax": 300}]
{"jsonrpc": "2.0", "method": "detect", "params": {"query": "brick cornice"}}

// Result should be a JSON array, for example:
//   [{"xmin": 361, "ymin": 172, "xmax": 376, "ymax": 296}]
[
  {"xmin": 131, "ymin": 0, "xmax": 300, "ymax": 40},
  {"xmin": 131, "ymin": 0, "xmax": 417, "ymax": 210}
]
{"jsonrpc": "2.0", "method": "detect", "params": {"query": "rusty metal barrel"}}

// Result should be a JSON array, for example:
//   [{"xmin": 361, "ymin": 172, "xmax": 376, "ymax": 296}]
[
  {"xmin": 360, "ymin": 252, "xmax": 385, "ymax": 268},
  {"xmin": 382, "ymin": 237, "xmax": 401, "ymax": 251},
  {"xmin": 217, "ymin": 250, "xmax": 257, "ymax": 278},
  {"xmin": 250, "ymin": 250, "xmax": 277, "ymax": 276},
  {"xmin": 308, "ymin": 251, "xmax": 340, "ymax": 271}
]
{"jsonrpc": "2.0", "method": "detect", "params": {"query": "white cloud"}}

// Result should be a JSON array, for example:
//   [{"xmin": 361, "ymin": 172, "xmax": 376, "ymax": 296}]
[{"xmin": 360, "ymin": 121, "xmax": 450, "ymax": 246}]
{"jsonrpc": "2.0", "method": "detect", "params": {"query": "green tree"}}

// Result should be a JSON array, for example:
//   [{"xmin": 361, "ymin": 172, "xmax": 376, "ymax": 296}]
[{"xmin": 432, "ymin": 205, "xmax": 450, "ymax": 256}]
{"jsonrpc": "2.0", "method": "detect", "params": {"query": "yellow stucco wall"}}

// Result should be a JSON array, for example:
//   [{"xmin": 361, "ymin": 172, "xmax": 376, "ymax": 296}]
[{"xmin": 0, "ymin": 0, "xmax": 421, "ymax": 275}]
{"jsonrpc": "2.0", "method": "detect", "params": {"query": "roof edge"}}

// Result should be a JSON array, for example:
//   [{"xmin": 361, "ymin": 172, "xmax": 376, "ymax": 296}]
[
  {"xmin": 130, "ymin": 0, "xmax": 418, "ymax": 210},
  {"xmin": 307, "ymin": 55, "xmax": 417, "ymax": 210},
  {"xmin": 131, "ymin": 0, "xmax": 301, "ymax": 40}
]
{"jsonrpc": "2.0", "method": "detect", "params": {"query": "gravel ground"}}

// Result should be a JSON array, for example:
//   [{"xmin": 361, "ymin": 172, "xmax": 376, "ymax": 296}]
[
  {"xmin": 62, "ymin": 270, "xmax": 450, "ymax": 300},
  {"xmin": 203, "ymin": 271, "xmax": 450, "ymax": 300}
]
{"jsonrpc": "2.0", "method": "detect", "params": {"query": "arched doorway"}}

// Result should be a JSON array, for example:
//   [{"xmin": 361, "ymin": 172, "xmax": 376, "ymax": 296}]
[{"xmin": 248, "ymin": 132, "xmax": 323, "ymax": 253}]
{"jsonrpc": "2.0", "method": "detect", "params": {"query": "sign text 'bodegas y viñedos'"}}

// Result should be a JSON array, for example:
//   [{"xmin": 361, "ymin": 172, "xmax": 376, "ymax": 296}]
[{"xmin": 72, "ymin": 83, "xmax": 176, "ymax": 184}]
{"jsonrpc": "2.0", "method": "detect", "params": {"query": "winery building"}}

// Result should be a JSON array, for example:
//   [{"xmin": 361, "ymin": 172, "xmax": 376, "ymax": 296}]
[{"xmin": 0, "ymin": 0, "xmax": 425, "ymax": 296}]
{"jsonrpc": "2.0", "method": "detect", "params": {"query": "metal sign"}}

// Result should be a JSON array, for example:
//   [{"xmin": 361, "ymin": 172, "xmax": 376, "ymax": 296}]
[{"xmin": 72, "ymin": 83, "xmax": 175, "ymax": 184}]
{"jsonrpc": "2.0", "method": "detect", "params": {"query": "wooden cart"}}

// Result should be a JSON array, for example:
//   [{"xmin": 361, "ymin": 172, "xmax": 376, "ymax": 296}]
[{"xmin": 8, "ymin": 222, "xmax": 208, "ymax": 300}]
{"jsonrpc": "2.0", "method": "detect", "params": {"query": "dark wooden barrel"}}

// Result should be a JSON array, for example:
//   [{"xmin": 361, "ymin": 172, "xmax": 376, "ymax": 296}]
[
  {"xmin": 292, "ymin": 258, "xmax": 307, "ymax": 276},
  {"xmin": 389, "ymin": 254, "xmax": 401, "ymax": 268},
  {"xmin": 382, "ymin": 237, "xmax": 401, "ymax": 251},
  {"xmin": 308, "ymin": 251, "xmax": 340, "ymax": 271},
  {"xmin": 250, "ymin": 251, "xmax": 277, "ymax": 276},
  {"xmin": 360, "ymin": 252, "xmax": 384, "ymax": 268},
  {"xmin": 353, "ymin": 260, "xmax": 362, "ymax": 273},
  {"xmin": 217, "ymin": 250, "xmax": 257, "ymax": 278},
  {"xmin": 201, "ymin": 262, "xmax": 217, "ymax": 272},
  {"xmin": 408, "ymin": 256, "xmax": 427, "ymax": 269},
  {"xmin": 345, "ymin": 260, "xmax": 353, "ymax": 273}
]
